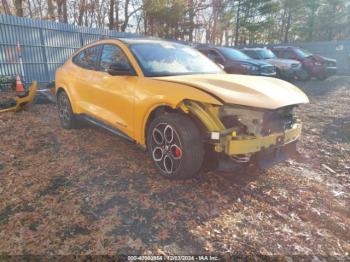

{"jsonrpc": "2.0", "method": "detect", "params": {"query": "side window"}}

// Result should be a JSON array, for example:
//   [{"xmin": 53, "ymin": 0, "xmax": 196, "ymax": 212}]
[
  {"xmin": 73, "ymin": 45, "xmax": 102, "ymax": 70},
  {"xmin": 207, "ymin": 50, "xmax": 224, "ymax": 64},
  {"xmin": 100, "ymin": 44, "xmax": 132, "ymax": 71},
  {"xmin": 282, "ymin": 51, "xmax": 294, "ymax": 59},
  {"xmin": 245, "ymin": 51, "xmax": 258, "ymax": 59}
]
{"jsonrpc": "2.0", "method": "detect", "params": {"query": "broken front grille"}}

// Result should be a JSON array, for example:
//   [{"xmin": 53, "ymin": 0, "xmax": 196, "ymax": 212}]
[{"xmin": 261, "ymin": 106, "xmax": 296, "ymax": 136}]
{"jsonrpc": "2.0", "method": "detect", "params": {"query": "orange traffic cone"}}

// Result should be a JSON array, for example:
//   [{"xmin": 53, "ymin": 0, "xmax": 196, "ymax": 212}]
[
  {"xmin": 15, "ymin": 75, "xmax": 26, "ymax": 97},
  {"xmin": 15, "ymin": 75, "xmax": 25, "ymax": 92}
]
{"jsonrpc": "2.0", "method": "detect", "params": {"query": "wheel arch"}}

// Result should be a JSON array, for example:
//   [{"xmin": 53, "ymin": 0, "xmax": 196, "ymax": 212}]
[
  {"xmin": 55, "ymin": 86, "xmax": 78, "ymax": 113},
  {"xmin": 142, "ymin": 99, "xmax": 223, "ymax": 147},
  {"xmin": 143, "ymin": 104, "xmax": 180, "ymax": 147}
]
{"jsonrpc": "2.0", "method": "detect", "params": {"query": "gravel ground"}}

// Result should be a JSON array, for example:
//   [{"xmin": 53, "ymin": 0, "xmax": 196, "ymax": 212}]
[{"xmin": 0, "ymin": 76, "xmax": 349, "ymax": 257}]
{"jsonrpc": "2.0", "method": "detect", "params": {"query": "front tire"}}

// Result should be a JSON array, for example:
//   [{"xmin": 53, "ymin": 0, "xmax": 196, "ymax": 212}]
[
  {"xmin": 147, "ymin": 113, "xmax": 204, "ymax": 179},
  {"xmin": 57, "ymin": 91, "xmax": 78, "ymax": 129},
  {"xmin": 298, "ymin": 69, "xmax": 311, "ymax": 81}
]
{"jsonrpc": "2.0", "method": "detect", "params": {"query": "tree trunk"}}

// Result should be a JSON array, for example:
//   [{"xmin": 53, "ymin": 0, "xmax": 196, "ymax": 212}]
[
  {"xmin": 280, "ymin": 7, "xmax": 286, "ymax": 42},
  {"xmin": 14, "ymin": 0, "xmax": 23, "ymax": 17},
  {"xmin": 328, "ymin": 3, "xmax": 337, "ymax": 40},
  {"xmin": 188, "ymin": 0, "xmax": 195, "ymax": 42},
  {"xmin": 115, "ymin": 0, "xmax": 119, "ymax": 31},
  {"xmin": 48, "ymin": 0, "xmax": 55, "ymax": 20},
  {"xmin": 78, "ymin": 0, "xmax": 86, "ymax": 26},
  {"xmin": 143, "ymin": 12, "xmax": 148, "ymax": 35},
  {"xmin": 121, "ymin": 0, "xmax": 130, "ymax": 32},
  {"xmin": 284, "ymin": 7, "xmax": 292, "ymax": 43},
  {"xmin": 234, "ymin": 0, "xmax": 241, "ymax": 46},
  {"xmin": 56, "ymin": 0, "xmax": 63, "ymax": 22},
  {"xmin": 2, "ymin": 0, "xmax": 12, "ymax": 15},
  {"xmin": 109, "ymin": 0, "xmax": 115, "ymax": 29},
  {"xmin": 63, "ymin": 0, "xmax": 68, "ymax": 23},
  {"xmin": 308, "ymin": 0, "xmax": 316, "ymax": 40},
  {"xmin": 27, "ymin": 0, "xmax": 33, "ymax": 18}
]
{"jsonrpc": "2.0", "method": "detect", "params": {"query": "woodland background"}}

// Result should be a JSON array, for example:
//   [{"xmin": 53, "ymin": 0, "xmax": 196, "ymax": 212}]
[{"xmin": 1, "ymin": 0, "xmax": 350, "ymax": 45}]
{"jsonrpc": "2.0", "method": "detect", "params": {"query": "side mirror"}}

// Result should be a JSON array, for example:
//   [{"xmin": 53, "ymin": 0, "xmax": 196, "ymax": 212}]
[{"xmin": 107, "ymin": 63, "xmax": 136, "ymax": 76}]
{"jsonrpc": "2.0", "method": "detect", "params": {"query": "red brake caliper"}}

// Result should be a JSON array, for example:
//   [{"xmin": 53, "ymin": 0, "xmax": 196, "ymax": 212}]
[{"xmin": 173, "ymin": 145, "xmax": 182, "ymax": 158}]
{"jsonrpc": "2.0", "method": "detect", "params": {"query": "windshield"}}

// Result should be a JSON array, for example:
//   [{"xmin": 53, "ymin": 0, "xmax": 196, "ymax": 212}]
[
  {"xmin": 129, "ymin": 42, "xmax": 223, "ymax": 77},
  {"xmin": 294, "ymin": 48, "xmax": 313, "ymax": 58},
  {"xmin": 257, "ymin": 49, "xmax": 276, "ymax": 59},
  {"xmin": 219, "ymin": 47, "xmax": 251, "ymax": 61}
]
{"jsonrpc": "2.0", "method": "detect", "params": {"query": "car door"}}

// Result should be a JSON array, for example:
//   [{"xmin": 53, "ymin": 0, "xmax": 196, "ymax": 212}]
[
  {"xmin": 71, "ymin": 45, "xmax": 104, "ymax": 115},
  {"xmin": 90, "ymin": 44, "xmax": 136, "ymax": 138},
  {"xmin": 281, "ymin": 50, "xmax": 300, "ymax": 62},
  {"xmin": 213, "ymin": 49, "xmax": 247, "ymax": 74}
]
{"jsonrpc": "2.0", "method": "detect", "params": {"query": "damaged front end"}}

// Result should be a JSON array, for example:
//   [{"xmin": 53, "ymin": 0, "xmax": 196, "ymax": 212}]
[{"xmin": 180, "ymin": 100, "xmax": 301, "ymax": 171}]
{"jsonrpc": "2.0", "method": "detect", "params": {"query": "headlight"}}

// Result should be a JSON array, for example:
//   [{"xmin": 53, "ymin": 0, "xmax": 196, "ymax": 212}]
[
  {"xmin": 290, "ymin": 63, "xmax": 301, "ymax": 69},
  {"xmin": 242, "ymin": 64, "xmax": 259, "ymax": 72},
  {"xmin": 219, "ymin": 105, "xmax": 299, "ymax": 137},
  {"xmin": 219, "ymin": 105, "xmax": 264, "ymax": 135},
  {"xmin": 314, "ymin": 62, "xmax": 322, "ymax": 66}
]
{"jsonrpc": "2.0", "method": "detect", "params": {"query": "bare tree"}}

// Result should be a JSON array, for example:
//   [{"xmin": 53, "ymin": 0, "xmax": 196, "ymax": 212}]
[
  {"xmin": 234, "ymin": 0, "xmax": 241, "ymax": 46},
  {"xmin": 186, "ymin": 0, "xmax": 209, "ymax": 42},
  {"xmin": 120, "ymin": 0, "xmax": 130, "ymax": 32},
  {"xmin": 63, "ymin": 0, "xmax": 68, "ymax": 22},
  {"xmin": 115, "ymin": 0, "xmax": 119, "ymax": 31},
  {"xmin": 47, "ymin": 0, "xmax": 55, "ymax": 20},
  {"xmin": 1, "ymin": 0, "xmax": 12, "ymax": 15},
  {"xmin": 109, "ymin": 0, "xmax": 115, "ymax": 29},
  {"xmin": 14, "ymin": 0, "xmax": 23, "ymax": 16},
  {"xmin": 120, "ymin": 0, "xmax": 141, "ymax": 32},
  {"xmin": 78, "ymin": 0, "xmax": 86, "ymax": 26},
  {"xmin": 56, "ymin": 0, "xmax": 63, "ymax": 22}
]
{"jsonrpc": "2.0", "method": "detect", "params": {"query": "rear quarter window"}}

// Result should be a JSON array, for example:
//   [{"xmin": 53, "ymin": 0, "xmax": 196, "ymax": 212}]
[{"xmin": 72, "ymin": 45, "xmax": 103, "ymax": 70}]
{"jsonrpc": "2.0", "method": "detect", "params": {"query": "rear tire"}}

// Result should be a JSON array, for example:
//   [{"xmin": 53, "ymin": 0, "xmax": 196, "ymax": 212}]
[
  {"xmin": 147, "ymin": 113, "xmax": 204, "ymax": 179},
  {"xmin": 57, "ymin": 91, "xmax": 78, "ymax": 129}
]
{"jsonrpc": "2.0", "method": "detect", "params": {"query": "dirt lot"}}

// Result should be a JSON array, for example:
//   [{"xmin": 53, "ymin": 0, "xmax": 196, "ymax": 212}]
[{"xmin": 0, "ymin": 76, "xmax": 349, "ymax": 257}]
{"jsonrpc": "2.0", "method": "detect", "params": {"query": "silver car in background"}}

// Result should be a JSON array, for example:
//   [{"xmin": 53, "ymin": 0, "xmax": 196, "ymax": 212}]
[{"xmin": 242, "ymin": 48, "xmax": 302, "ymax": 80}]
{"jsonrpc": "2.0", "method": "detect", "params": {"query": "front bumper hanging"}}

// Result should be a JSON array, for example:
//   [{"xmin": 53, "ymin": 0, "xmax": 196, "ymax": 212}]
[
  {"xmin": 0, "ymin": 81, "xmax": 37, "ymax": 113},
  {"xmin": 221, "ymin": 123, "xmax": 302, "ymax": 155}
]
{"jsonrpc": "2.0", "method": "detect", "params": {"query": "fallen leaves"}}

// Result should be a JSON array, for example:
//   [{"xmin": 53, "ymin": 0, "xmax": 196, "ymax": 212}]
[
  {"xmin": 157, "ymin": 228, "xmax": 170, "ymax": 241},
  {"xmin": 0, "ymin": 77, "xmax": 349, "ymax": 256}
]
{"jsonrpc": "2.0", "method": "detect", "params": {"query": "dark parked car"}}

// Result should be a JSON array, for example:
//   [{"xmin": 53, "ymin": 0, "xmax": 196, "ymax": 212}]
[
  {"xmin": 197, "ymin": 46, "xmax": 276, "ymax": 77},
  {"xmin": 271, "ymin": 46, "xmax": 337, "ymax": 80}
]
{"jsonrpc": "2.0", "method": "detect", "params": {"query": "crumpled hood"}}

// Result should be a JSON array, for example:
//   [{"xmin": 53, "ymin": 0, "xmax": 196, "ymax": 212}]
[{"xmin": 154, "ymin": 74, "xmax": 309, "ymax": 109}]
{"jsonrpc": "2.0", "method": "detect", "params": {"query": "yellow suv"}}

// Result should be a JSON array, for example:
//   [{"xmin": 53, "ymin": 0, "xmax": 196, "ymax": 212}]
[{"xmin": 55, "ymin": 39, "xmax": 309, "ymax": 179}]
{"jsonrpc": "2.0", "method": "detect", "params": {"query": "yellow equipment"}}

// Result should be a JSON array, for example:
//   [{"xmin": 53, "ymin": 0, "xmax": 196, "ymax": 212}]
[{"xmin": 0, "ymin": 81, "xmax": 37, "ymax": 113}]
